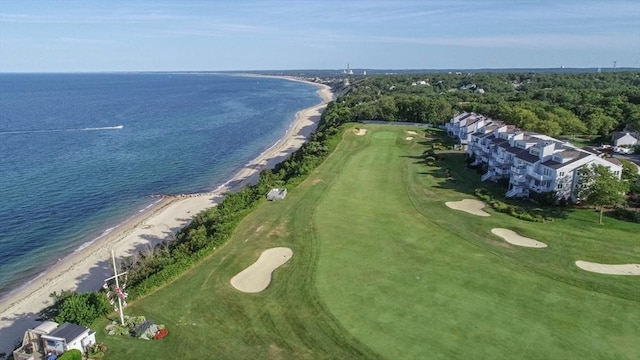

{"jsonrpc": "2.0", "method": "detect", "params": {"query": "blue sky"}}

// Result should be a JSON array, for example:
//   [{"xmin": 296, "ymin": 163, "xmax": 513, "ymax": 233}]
[{"xmin": 1, "ymin": 0, "xmax": 638, "ymax": 72}]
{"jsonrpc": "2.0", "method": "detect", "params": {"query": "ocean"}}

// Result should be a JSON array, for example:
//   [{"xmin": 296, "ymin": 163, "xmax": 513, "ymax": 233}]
[{"xmin": 0, "ymin": 73, "xmax": 320, "ymax": 299}]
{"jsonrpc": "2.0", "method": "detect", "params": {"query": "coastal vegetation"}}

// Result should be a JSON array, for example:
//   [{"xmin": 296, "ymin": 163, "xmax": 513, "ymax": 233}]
[{"xmin": 95, "ymin": 125, "xmax": 639, "ymax": 359}]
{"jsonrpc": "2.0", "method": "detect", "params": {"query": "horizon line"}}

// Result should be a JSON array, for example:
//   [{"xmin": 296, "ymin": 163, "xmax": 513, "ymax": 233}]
[{"xmin": 1, "ymin": 66, "xmax": 639, "ymax": 75}]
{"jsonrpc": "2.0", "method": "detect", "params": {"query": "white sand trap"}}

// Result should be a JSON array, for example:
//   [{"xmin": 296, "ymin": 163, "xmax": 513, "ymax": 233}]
[
  {"xmin": 230, "ymin": 247, "xmax": 293, "ymax": 293},
  {"xmin": 354, "ymin": 128, "xmax": 367, "ymax": 136},
  {"xmin": 407, "ymin": 131, "xmax": 418, "ymax": 135},
  {"xmin": 445, "ymin": 199, "xmax": 490, "ymax": 217},
  {"xmin": 405, "ymin": 136, "xmax": 414, "ymax": 140},
  {"xmin": 491, "ymin": 228, "xmax": 547, "ymax": 248},
  {"xmin": 575, "ymin": 261, "xmax": 640, "ymax": 276}
]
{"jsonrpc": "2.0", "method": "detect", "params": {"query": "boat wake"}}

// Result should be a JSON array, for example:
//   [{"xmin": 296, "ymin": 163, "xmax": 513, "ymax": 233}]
[{"xmin": 0, "ymin": 125, "xmax": 124, "ymax": 135}]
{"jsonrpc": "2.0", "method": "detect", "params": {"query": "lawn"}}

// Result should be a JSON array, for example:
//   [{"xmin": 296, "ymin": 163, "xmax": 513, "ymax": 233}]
[{"xmin": 97, "ymin": 125, "xmax": 639, "ymax": 359}]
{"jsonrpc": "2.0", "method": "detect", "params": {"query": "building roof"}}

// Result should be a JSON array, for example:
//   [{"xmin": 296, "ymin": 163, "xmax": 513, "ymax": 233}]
[
  {"xmin": 453, "ymin": 112, "xmax": 473, "ymax": 122},
  {"xmin": 611, "ymin": 131, "xmax": 638, "ymax": 141},
  {"xmin": 45, "ymin": 323, "xmax": 88, "ymax": 342},
  {"xmin": 472, "ymin": 129, "xmax": 495, "ymax": 138},
  {"xmin": 604, "ymin": 157, "xmax": 623, "ymax": 166},
  {"xmin": 505, "ymin": 145, "xmax": 527, "ymax": 154},
  {"xmin": 33, "ymin": 321, "xmax": 59, "ymax": 334},
  {"xmin": 558, "ymin": 150, "xmax": 582, "ymax": 160},
  {"xmin": 515, "ymin": 151, "xmax": 540, "ymax": 163},
  {"xmin": 541, "ymin": 151, "xmax": 590, "ymax": 169},
  {"xmin": 492, "ymin": 138, "xmax": 509, "ymax": 148}
]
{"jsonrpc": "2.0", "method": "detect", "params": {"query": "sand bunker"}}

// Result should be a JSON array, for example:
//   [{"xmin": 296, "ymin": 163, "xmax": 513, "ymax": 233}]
[
  {"xmin": 405, "ymin": 136, "xmax": 414, "ymax": 140},
  {"xmin": 407, "ymin": 131, "xmax": 418, "ymax": 135},
  {"xmin": 491, "ymin": 228, "xmax": 547, "ymax": 248},
  {"xmin": 230, "ymin": 247, "xmax": 293, "ymax": 293},
  {"xmin": 445, "ymin": 199, "xmax": 490, "ymax": 217},
  {"xmin": 354, "ymin": 128, "xmax": 367, "ymax": 136},
  {"xmin": 575, "ymin": 261, "xmax": 640, "ymax": 276}
]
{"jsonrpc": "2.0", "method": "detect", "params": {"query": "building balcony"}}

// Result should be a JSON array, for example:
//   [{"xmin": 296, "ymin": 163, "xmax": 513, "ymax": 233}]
[
  {"xmin": 511, "ymin": 165, "xmax": 527, "ymax": 175},
  {"xmin": 527, "ymin": 170, "xmax": 551, "ymax": 182},
  {"xmin": 510, "ymin": 174, "xmax": 528, "ymax": 185},
  {"xmin": 495, "ymin": 156, "xmax": 511, "ymax": 165},
  {"xmin": 530, "ymin": 184, "xmax": 552, "ymax": 193},
  {"xmin": 495, "ymin": 166, "xmax": 511, "ymax": 176}
]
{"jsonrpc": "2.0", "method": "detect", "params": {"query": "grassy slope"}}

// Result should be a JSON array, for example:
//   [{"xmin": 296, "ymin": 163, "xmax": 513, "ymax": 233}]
[
  {"xmin": 98, "ymin": 125, "xmax": 639, "ymax": 359},
  {"xmin": 97, "ymin": 125, "xmax": 380, "ymax": 359}
]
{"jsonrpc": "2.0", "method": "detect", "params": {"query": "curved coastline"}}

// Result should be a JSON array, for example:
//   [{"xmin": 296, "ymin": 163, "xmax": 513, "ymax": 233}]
[{"xmin": 0, "ymin": 77, "xmax": 334, "ymax": 354}]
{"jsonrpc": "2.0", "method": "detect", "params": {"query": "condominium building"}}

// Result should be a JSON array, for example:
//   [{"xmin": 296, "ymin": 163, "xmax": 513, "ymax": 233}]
[{"xmin": 448, "ymin": 112, "xmax": 622, "ymax": 201}]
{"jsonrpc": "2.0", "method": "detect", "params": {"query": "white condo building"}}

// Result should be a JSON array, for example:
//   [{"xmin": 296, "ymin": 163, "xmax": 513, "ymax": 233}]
[{"xmin": 448, "ymin": 112, "xmax": 623, "ymax": 201}]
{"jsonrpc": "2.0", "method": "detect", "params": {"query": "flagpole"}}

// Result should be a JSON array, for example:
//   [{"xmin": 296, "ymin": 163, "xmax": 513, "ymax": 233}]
[{"xmin": 111, "ymin": 249, "xmax": 125, "ymax": 326}]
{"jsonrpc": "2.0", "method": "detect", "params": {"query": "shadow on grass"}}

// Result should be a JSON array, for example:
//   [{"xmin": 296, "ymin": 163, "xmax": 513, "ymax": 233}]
[{"xmin": 411, "ymin": 151, "xmax": 572, "ymax": 221}]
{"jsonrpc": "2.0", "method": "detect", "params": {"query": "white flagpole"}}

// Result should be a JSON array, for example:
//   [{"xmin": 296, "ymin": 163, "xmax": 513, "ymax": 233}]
[{"xmin": 111, "ymin": 249, "xmax": 126, "ymax": 326}]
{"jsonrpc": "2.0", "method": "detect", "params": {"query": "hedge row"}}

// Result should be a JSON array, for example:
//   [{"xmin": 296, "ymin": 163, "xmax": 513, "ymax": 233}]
[{"xmin": 474, "ymin": 188, "xmax": 550, "ymax": 222}]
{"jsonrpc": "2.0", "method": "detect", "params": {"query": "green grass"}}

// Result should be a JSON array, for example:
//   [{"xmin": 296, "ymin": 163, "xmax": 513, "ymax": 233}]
[{"xmin": 97, "ymin": 125, "xmax": 639, "ymax": 359}]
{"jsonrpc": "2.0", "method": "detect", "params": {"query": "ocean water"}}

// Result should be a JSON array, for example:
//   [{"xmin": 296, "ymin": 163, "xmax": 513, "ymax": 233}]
[{"xmin": 0, "ymin": 73, "xmax": 320, "ymax": 299}]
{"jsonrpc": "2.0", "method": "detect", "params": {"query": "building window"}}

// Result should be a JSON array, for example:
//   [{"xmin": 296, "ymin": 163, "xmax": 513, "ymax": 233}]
[
  {"xmin": 557, "ymin": 183, "xmax": 563, "ymax": 189},
  {"xmin": 559, "ymin": 171, "xmax": 564, "ymax": 177}
]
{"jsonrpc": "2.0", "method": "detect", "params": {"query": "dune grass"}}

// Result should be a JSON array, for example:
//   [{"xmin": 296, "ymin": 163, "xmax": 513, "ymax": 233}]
[{"xmin": 97, "ymin": 125, "xmax": 639, "ymax": 359}]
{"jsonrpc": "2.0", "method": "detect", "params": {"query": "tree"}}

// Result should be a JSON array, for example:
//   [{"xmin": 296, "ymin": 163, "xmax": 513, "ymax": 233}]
[
  {"xmin": 620, "ymin": 159, "xmax": 639, "ymax": 184},
  {"xmin": 54, "ymin": 291, "xmax": 110, "ymax": 327},
  {"xmin": 576, "ymin": 164, "xmax": 629, "ymax": 224}
]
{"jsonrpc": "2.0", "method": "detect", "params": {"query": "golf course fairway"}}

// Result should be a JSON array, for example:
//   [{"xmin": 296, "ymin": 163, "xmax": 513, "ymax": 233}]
[{"xmin": 100, "ymin": 125, "xmax": 640, "ymax": 359}]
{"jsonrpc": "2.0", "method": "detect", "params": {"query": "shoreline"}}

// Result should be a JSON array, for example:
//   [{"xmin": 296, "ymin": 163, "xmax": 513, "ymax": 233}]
[{"xmin": 0, "ymin": 78, "xmax": 334, "ymax": 354}]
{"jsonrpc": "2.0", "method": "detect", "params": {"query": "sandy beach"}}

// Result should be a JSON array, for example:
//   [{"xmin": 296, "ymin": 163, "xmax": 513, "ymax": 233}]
[{"xmin": 0, "ymin": 78, "xmax": 333, "ymax": 355}]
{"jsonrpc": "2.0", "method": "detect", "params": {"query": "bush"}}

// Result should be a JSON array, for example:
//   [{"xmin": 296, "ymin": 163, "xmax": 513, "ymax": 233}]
[
  {"xmin": 85, "ymin": 342, "xmax": 108, "ymax": 359},
  {"xmin": 610, "ymin": 208, "xmax": 640, "ymax": 223},
  {"xmin": 52, "ymin": 291, "xmax": 110, "ymax": 327},
  {"xmin": 57, "ymin": 349, "xmax": 82, "ymax": 360},
  {"xmin": 475, "ymin": 188, "xmax": 547, "ymax": 222},
  {"xmin": 529, "ymin": 191, "xmax": 557, "ymax": 206}
]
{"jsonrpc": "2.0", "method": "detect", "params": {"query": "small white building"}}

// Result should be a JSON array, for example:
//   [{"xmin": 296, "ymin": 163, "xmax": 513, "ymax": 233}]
[
  {"xmin": 611, "ymin": 131, "xmax": 638, "ymax": 147},
  {"xmin": 13, "ymin": 321, "xmax": 95, "ymax": 360},
  {"xmin": 267, "ymin": 188, "xmax": 287, "ymax": 201},
  {"xmin": 41, "ymin": 322, "xmax": 96, "ymax": 356}
]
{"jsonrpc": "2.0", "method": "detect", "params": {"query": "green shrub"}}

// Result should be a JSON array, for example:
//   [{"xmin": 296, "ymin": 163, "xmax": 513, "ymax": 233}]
[
  {"xmin": 475, "ymin": 188, "xmax": 546, "ymax": 222},
  {"xmin": 52, "ymin": 291, "xmax": 110, "ymax": 327},
  {"xmin": 85, "ymin": 342, "xmax": 108, "ymax": 359},
  {"xmin": 610, "ymin": 208, "xmax": 640, "ymax": 223},
  {"xmin": 58, "ymin": 349, "xmax": 82, "ymax": 360}
]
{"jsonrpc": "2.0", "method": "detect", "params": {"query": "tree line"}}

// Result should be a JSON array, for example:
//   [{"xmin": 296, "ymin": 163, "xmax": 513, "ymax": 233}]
[{"xmin": 329, "ymin": 71, "xmax": 640, "ymax": 139}]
